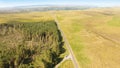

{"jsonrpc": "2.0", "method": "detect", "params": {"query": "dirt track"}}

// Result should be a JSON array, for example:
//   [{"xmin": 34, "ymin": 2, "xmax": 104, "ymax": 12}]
[{"xmin": 53, "ymin": 13, "xmax": 80, "ymax": 68}]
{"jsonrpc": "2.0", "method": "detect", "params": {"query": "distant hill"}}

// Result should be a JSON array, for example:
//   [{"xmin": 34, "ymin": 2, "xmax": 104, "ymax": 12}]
[{"xmin": 0, "ymin": 5, "xmax": 96, "ymax": 13}]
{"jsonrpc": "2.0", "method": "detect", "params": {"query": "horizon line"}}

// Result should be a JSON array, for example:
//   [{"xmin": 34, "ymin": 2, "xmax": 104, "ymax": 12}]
[{"xmin": 0, "ymin": 4, "xmax": 120, "ymax": 9}]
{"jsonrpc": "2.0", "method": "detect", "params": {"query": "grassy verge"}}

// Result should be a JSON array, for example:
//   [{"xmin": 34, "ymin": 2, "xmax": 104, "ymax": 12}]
[
  {"xmin": 58, "ymin": 60, "xmax": 74, "ymax": 68},
  {"xmin": 56, "ymin": 11, "xmax": 90, "ymax": 67}
]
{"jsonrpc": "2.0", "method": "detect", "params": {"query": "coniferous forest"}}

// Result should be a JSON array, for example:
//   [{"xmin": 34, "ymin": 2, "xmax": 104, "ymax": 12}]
[{"xmin": 0, "ymin": 21, "xmax": 65, "ymax": 68}]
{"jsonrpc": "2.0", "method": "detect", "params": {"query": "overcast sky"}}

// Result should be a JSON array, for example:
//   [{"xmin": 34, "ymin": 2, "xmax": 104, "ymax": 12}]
[{"xmin": 0, "ymin": 0, "xmax": 120, "ymax": 7}]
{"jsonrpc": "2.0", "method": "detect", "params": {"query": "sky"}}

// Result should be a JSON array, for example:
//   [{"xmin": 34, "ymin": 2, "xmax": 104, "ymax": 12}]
[{"xmin": 0, "ymin": 0, "xmax": 120, "ymax": 8}]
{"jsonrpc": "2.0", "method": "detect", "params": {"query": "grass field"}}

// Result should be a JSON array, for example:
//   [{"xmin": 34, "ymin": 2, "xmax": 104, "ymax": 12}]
[
  {"xmin": 58, "ymin": 60, "xmax": 74, "ymax": 68},
  {"xmin": 56, "ymin": 8, "xmax": 120, "ymax": 68},
  {"xmin": 0, "ymin": 12, "xmax": 53, "ymax": 24}
]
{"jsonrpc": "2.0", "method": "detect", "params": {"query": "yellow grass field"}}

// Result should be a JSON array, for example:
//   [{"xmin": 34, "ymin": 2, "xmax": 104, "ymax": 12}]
[
  {"xmin": 58, "ymin": 60, "xmax": 74, "ymax": 68},
  {"xmin": 56, "ymin": 8, "xmax": 120, "ymax": 68},
  {"xmin": 0, "ymin": 12, "xmax": 54, "ymax": 24}
]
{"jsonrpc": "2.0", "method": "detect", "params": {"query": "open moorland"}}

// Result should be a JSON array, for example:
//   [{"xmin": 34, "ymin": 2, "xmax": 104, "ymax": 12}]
[
  {"xmin": 0, "ymin": 7, "xmax": 120, "ymax": 68},
  {"xmin": 56, "ymin": 8, "xmax": 120, "ymax": 68}
]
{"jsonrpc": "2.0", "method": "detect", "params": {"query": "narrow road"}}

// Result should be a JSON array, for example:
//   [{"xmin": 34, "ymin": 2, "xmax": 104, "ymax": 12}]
[
  {"xmin": 51, "ymin": 11, "xmax": 79, "ymax": 68},
  {"xmin": 55, "ymin": 54, "xmax": 71, "ymax": 68}
]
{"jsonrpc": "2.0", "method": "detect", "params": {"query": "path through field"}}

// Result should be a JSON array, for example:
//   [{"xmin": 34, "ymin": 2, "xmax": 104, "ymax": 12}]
[{"xmin": 53, "ymin": 12, "xmax": 80, "ymax": 68}]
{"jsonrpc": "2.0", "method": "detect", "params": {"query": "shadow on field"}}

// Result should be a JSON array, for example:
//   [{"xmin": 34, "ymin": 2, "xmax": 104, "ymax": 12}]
[{"xmin": 42, "ymin": 22, "xmax": 66, "ymax": 68}]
